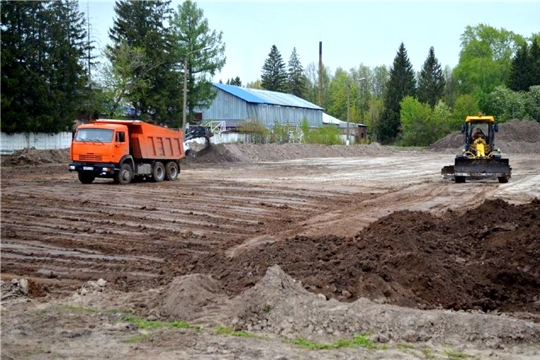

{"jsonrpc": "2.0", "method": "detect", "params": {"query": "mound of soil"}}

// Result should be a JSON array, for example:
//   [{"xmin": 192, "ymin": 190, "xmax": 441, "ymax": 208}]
[
  {"xmin": 430, "ymin": 119, "xmax": 540, "ymax": 154},
  {"xmin": 188, "ymin": 198, "xmax": 540, "ymax": 317},
  {"xmin": 1, "ymin": 148, "xmax": 70, "ymax": 166}
]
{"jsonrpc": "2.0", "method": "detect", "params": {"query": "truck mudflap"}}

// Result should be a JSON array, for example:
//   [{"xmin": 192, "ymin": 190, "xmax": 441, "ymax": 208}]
[{"xmin": 442, "ymin": 158, "xmax": 511, "ymax": 181}]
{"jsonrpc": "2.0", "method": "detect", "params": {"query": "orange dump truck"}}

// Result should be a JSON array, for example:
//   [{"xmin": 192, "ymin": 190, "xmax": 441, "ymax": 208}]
[{"xmin": 69, "ymin": 119, "xmax": 185, "ymax": 184}]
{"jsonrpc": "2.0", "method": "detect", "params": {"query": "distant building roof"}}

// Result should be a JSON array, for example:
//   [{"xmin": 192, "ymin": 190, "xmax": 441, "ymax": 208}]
[
  {"xmin": 213, "ymin": 83, "xmax": 323, "ymax": 110},
  {"xmin": 322, "ymin": 113, "xmax": 367, "ymax": 128}
]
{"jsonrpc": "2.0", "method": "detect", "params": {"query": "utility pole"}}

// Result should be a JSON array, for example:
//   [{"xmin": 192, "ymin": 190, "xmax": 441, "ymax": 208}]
[{"xmin": 346, "ymin": 83, "xmax": 350, "ymax": 146}]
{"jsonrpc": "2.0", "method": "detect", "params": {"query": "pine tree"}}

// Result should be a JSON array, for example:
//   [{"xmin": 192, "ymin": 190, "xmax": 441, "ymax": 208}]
[
  {"xmin": 377, "ymin": 43, "xmax": 416, "ymax": 143},
  {"xmin": 507, "ymin": 43, "xmax": 530, "ymax": 91},
  {"xmin": 417, "ymin": 46, "xmax": 445, "ymax": 108},
  {"xmin": 1, "ymin": 1, "xmax": 90, "ymax": 133},
  {"xmin": 261, "ymin": 45, "xmax": 287, "ymax": 92},
  {"xmin": 287, "ymin": 47, "xmax": 307, "ymax": 97},
  {"xmin": 226, "ymin": 77, "xmax": 242, "ymax": 86},
  {"xmin": 47, "ymin": 0, "xmax": 90, "ymax": 129},
  {"xmin": 171, "ymin": 0, "xmax": 226, "ymax": 128},
  {"xmin": 108, "ymin": 0, "xmax": 176, "ymax": 122},
  {"xmin": 528, "ymin": 38, "xmax": 540, "ymax": 88}
]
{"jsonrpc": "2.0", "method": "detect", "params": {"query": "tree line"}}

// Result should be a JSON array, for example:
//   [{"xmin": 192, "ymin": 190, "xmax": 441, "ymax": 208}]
[
  {"xmin": 2, "ymin": 1, "xmax": 539, "ymax": 146},
  {"xmin": 251, "ymin": 25, "xmax": 540, "ymax": 145},
  {"xmin": 1, "ymin": 0, "xmax": 225, "ymax": 133}
]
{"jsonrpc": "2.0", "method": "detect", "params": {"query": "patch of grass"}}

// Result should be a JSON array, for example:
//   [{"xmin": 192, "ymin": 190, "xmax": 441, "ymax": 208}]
[
  {"xmin": 422, "ymin": 347, "xmax": 436, "ymax": 359},
  {"xmin": 122, "ymin": 316, "xmax": 201, "ymax": 330},
  {"xmin": 444, "ymin": 349, "xmax": 473, "ymax": 359},
  {"xmin": 293, "ymin": 333, "xmax": 379, "ymax": 350},
  {"xmin": 262, "ymin": 304, "xmax": 271, "ymax": 313},
  {"xmin": 215, "ymin": 325, "xmax": 259, "ymax": 338},
  {"xmin": 124, "ymin": 333, "xmax": 151, "ymax": 343},
  {"xmin": 398, "ymin": 342, "xmax": 416, "ymax": 349}
]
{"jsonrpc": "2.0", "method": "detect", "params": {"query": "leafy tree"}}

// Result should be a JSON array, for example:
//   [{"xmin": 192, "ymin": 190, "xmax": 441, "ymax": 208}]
[
  {"xmin": 453, "ymin": 24, "xmax": 525, "ymax": 101},
  {"xmin": 327, "ymin": 68, "xmax": 352, "ymax": 122},
  {"xmin": 371, "ymin": 65, "xmax": 389, "ymax": 99},
  {"xmin": 261, "ymin": 45, "xmax": 287, "ymax": 92},
  {"xmin": 480, "ymin": 85, "xmax": 527, "ymax": 121},
  {"xmin": 377, "ymin": 43, "xmax": 417, "ymax": 143},
  {"xmin": 452, "ymin": 94, "xmax": 480, "ymax": 124},
  {"xmin": 304, "ymin": 62, "xmax": 332, "ymax": 109},
  {"xmin": 525, "ymin": 85, "xmax": 540, "ymax": 121},
  {"xmin": 442, "ymin": 65, "xmax": 459, "ymax": 109},
  {"xmin": 246, "ymin": 79, "xmax": 262, "ymax": 89},
  {"xmin": 171, "ymin": 0, "xmax": 226, "ymax": 128},
  {"xmin": 417, "ymin": 46, "xmax": 445, "ymax": 108},
  {"xmin": 287, "ymin": 47, "xmax": 307, "ymax": 97},
  {"xmin": 108, "ymin": 0, "xmax": 177, "ymax": 123},
  {"xmin": 399, "ymin": 96, "xmax": 432, "ymax": 146}
]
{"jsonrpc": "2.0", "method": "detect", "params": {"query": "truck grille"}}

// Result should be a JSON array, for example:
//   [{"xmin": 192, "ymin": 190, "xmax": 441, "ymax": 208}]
[{"xmin": 79, "ymin": 154, "xmax": 103, "ymax": 162}]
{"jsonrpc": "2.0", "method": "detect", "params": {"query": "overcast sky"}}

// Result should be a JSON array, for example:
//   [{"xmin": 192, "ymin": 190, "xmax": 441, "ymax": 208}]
[{"xmin": 82, "ymin": 0, "xmax": 540, "ymax": 84}]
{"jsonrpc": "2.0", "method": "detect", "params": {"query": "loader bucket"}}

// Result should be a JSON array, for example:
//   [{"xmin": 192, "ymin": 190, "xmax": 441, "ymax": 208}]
[{"xmin": 454, "ymin": 157, "xmax": 511, "ymax": 181}]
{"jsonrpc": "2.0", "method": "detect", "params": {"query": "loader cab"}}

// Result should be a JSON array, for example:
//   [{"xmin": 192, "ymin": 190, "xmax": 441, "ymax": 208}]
[{"xmin": 462, "ymin": 116, "xmax": 497, "ymax": 151}]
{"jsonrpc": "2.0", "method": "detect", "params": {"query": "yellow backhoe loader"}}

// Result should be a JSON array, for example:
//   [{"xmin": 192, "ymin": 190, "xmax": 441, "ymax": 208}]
[{"xmin": 441, "ymin": 115, "xmax": 511, "ymax": 183}]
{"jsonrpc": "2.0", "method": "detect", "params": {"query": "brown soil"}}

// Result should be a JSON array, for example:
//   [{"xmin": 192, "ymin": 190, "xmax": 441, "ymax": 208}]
[{"xmin": 2, "ymin": 144, "xmax": 540, "ymax": 359}]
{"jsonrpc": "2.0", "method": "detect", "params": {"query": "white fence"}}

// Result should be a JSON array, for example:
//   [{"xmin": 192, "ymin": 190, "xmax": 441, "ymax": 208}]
[{"xmin": 1, "ymin": 132, "xmax": 73, "ymax": 155}]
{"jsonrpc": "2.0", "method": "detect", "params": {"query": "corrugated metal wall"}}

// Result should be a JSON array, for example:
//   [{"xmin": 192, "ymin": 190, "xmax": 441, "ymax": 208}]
[
  {"xmin": 200, "ymin": 89, "xmax": 323, "ymax": 128},
  {"xmin": 200, "ymin": 90, "xmax": 248, "ymax": 122}
]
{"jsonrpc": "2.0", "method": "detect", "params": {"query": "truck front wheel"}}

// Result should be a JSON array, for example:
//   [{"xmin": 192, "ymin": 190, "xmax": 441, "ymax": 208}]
[
  {"xmin": 114, "ymin": 163, "xmax": 133, "ymax": 185},
  {"xmin": 78, "ymin": 172, "xmax": 95, "ymax": 184},
  {"xmin": 152, "ymin": 162, "xmax": 165, "ymax": 182},
  {"xmin": 165, "ymin": 161, "xmax": 179, "ymax": 181}
]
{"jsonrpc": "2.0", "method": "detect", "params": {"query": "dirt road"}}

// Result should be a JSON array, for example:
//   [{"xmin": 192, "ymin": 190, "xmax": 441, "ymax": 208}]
[{"xmin": 1, "ymin": 147, "xmax": 540, "ymax": 359}]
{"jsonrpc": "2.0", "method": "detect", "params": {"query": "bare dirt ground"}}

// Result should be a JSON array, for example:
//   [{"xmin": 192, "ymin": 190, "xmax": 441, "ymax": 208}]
[{"xmin": 2, "ymin": 121, "xmax": 540, "ymax": 359}]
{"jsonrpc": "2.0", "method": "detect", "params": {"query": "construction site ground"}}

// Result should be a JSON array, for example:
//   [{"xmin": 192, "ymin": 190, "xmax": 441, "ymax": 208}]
[{"xmin": 2, "ymin": 121, "xmax": 540, "ymax": 360}]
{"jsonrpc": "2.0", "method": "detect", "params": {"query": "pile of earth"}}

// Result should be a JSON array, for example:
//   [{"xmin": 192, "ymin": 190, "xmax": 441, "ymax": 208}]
[
  {"xmin": 181, "ymin": 198, "xmax": 540, "ymax": 319},
  {"xmin": 143, "ymin": 265, "xmax": 540, "ymax": 348},
  {"xmin": 182, "ymin": 142, "xmax": 395, "ymax": 165},
  {"xmin": 430, "ymin": 119, "xmax": 540, "ymax": 154},
  {"xmin": 0, "ymin": 148, "xmax": 70, "ymax": 166}
]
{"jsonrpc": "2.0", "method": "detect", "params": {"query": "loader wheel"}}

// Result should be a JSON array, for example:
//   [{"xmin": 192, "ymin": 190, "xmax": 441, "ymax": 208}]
[
  {"xmin": 114, "ymin": 163, "xmax": 133, "ymax": 185},
  {"xmin": 78, "ymin": 172, "xmax": 95, "ymax": 184},
  {"xmin": 165, "ymin": 162, "xmax": 179, "ymax": 181},
  {"xmin": 455, "ymin": 176, "xmax": 466, "ymax": 183},
  {"xmin": 152, "ymin": 161, "xmax": 165, "ymax": 182},
  {"xmin": 498, "ymin": 175, "xmax": 509, "ymax": 184}
]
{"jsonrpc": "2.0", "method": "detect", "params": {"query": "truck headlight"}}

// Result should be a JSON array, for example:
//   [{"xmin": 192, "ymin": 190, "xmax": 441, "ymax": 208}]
[{"xmin": 69, "ymin": 165, "xmax": 75, "ymax": 170}]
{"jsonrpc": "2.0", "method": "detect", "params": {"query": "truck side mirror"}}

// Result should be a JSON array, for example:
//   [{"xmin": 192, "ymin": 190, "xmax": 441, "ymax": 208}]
[
  {"xmin": 460, "ymin": 124, "xmax": 466, "ymax": 133},
  {"xmin": 494, "ymin": 124, "xmax": 498, "ymax": 132}
]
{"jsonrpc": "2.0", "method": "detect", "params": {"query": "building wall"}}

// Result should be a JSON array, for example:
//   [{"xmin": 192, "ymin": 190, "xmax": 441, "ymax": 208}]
[
  {"xmin": 199, "ymin": 90, "xmax": 248, "ymax": 122},
  {"xmin": 200, "ymin": 89, "xmax": 323, "ymax": 128},
  {"xmin": 247, "ymin": 103, "xmax": 322, "ymax": 128}
]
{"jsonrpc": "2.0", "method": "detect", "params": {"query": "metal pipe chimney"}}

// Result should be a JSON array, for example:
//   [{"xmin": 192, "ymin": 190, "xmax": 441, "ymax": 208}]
[{"xmin": 318, "ymin": 41, "xmax": 322, "ymax": 107}]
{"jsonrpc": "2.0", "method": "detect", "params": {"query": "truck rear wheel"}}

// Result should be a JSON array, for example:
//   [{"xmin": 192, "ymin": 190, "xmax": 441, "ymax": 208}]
[
  {"xmin": 165, "ymin": 162, "xmax": 179, "ymax": 181},
  {"xmin": 78, "ymin": 172, "xmax": 95, "ymax": 184},
  {"xmin": 152, "ymin": 162, "xmax": 165, "ymax": 182},
  {"xmin": 455, "ymin": 176, "xmax": 466, "ymax": 183},
  {"xmin": 114, "ymin": 163, "xmax": 133, "ymax": 185},
  {"xmin": 498, "ymin": 175, "xmax": 509, "ymax": 184}
]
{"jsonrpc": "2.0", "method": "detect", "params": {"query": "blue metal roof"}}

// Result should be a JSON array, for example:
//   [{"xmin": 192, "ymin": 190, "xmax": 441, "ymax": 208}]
[{"xmin": 213, "ymin": 83, "xmax": 323, "ymax": 110}]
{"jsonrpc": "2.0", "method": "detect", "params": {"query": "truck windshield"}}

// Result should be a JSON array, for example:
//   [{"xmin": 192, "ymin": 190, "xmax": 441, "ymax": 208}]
[{"xmin": 75, "ymin": 129, "xmax": 114, "ymax": 143}]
